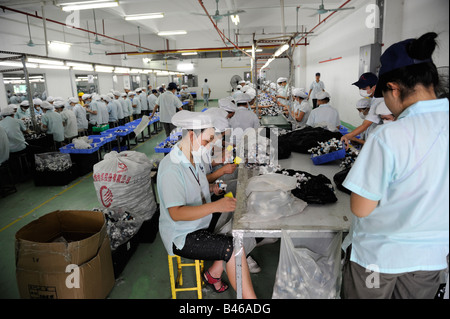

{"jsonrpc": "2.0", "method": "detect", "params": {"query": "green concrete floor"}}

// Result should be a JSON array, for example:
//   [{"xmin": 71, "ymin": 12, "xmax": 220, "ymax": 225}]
[{"xmin": 0, "ymin": 101, "xmax": 281, "ymax": 299}]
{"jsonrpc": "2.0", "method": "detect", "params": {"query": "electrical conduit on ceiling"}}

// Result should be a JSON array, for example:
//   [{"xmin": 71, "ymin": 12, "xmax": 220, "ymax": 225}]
[{"xmin": 0, "ymin": 5, "xmax": 154, "ymax": 52}]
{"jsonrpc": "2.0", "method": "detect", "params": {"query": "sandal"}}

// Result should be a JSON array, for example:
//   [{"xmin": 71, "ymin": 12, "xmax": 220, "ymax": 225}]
[{"xmin": 203, "ymin": 270, "xmax": 229, "ymax": 293}]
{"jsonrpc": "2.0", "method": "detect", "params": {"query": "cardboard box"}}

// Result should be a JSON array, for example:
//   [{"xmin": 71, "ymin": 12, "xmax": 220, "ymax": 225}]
[{"xmin": 15, "ymin": 210, "xmax": 115, "ymax": 299}]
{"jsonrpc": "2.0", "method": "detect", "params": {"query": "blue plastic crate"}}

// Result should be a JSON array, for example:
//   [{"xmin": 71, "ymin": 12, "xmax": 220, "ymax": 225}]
[
  {"xmin": 60, "ymin": 144, "xmax": 100, "ymax": 154},
  {"xmin": 87, "ymin": 136, "xmax": 107, "ymax": 146},
  {"xmin": 311, "ymin": 148, "xmax": 346, "ymax": 165},
  {"xmin": 154, "ymin": 141, "xmax": 173, "ymax": 154}
]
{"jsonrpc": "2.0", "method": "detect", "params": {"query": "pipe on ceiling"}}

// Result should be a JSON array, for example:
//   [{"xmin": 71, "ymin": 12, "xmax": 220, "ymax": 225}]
[
  {"xmin": 295, "ymin": 0, "xmax": 352, "ymax": 46},
  {"xmin": 0, "ymin": 5, "xmax": 154, "ymax": 52}
]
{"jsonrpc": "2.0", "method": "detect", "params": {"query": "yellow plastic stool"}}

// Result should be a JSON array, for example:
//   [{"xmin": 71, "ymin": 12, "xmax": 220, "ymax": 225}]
[{"xmin": 168, "ymin": 255, "xmax": 204, "ymax": 299}]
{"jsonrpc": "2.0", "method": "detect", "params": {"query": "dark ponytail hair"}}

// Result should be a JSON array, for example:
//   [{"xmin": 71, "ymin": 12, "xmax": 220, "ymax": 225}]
[{"xmin": 379, "ymin": 32, "xmax": 440, "ymax": 100}]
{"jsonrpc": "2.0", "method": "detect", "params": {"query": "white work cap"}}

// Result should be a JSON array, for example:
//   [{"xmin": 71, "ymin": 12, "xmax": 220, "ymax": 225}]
[
  {"xmin": 213, "ymin": 116, "xmax": 230, "ymax": 133},
  {"xmin": 103, "ymin": 95, "xmax": 112, "ymax": 103},
  {"xmin": 41, "ymin": 101, "xmax": 54, "ymax": 110},
  {"xmin": 136, "ymin": 88, "xmax": 142, "ymax": 93},
  {"xmin": 128, "ymin": 91, "xmax": 135, "ymax": 96},
  {"xmin": 239, "ymin": 80, "xmax": 246, "ymax": 85},
  {"xmin": 246, "ymin": 88, "xmax": 256, "ymax": 100},
  {"xmin": 172, "ymin": 110, "xmax": 215, "ymax": 130},
  {"xmin": 33, "ymin": 98, "xmax": 42, "ymax": 105},
  {"xmin": 1, "ymin": 105, "xmax": 15, "ymax": 116},
  {"xmin": 356, "ymin": 98, "xmax": 370, "ymax": 109},
  {"xmin": 316, "ymin": 91, "xmax": 331, "ymax": 100},
  {"xmin": 270, "ymin": 82, "xmax": 277, "ymax": 89},
  {"xmin": 292, "ymin": 88, "xmax": 308, "ymax": 99},
  {"xmin": 91, "ymin": 94, "xmax": 101, "ymax": 101},
  {"xmin": 375, "ymin": 102, "xmax": 392, "ymax": 115},
  {"xmin": 219, "ymin": 98, "xmax": 237, "ymax": 112},
  {"xmin": 46, "ymin": 96, "xmax": 54, "ymax": 102},
  {"xmin": 235, "ymin": 93, "xmax": 252, "ymax": 104},
  {"xmin": 69, "ymin": 97, "xmax": 78, "ymax": 104},
  {"xmin": 277, "ymin": 77, "xmax": 288, "ymax": 83},
  {"xmin": 20, "ymin": 100, "xmax": 29, "ymax": 107},
  {"xmin": 107, "ymin": 93, "xmax": 114, "ymax": 99},
  {"xmin": 204, "ymin": 107, "xmax": 228, "ymax": 120},
  {"xmin": 120, "ymin": 93, "xmax": 127, "ymax": 97},
  {"xmin": 113, "ymin": 91, "xmax": 121, "ymax": 96},
  {"xmin": 9, "ymin": 104, "xmax": 18, "ymax": 110},
  {"xmin": 53, "ymin": 101, "xmax": 64, "ymax": 108},
  {"xmin": 82, "ymin": 94, "xmax": 91, "ymax": 100},
  {"xmin": 236, "ymin": 85, "xmax": 242, "ymax": 90}
]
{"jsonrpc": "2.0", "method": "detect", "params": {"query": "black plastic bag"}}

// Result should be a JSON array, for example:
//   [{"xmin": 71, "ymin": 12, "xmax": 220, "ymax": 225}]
[
  {"xmin": 277, "ymin": 169, "xmax": 338, "ymax": 204},
  {"xmin": 279, "ymin": 127, "xmax": 343, "ymax": 154},
  {"xmin": 333, "ymin": 168, "xmax": 352, "ymax": 195}
]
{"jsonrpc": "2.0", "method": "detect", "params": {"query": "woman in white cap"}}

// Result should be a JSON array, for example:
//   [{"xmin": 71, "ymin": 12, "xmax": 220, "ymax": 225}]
[
  {"xmin": 71, "ymin": 97, "xmax": 88, "ymax": 136},
  {"xmin": 32, "ymin": 98, "xmax": 43, "ymax": 116},
  {"xmin": 157, "ymin": 110, "xmax": 256, "ymax": 298},
  {"xmin": 14, "ymin": 100, "xmax": 30, "ymax": 120},
  {"xmin": 97, "ymin": 95, "xmax": 109, "ymax": 126},
  {"xmin": 41, "ymin": 101, "xmax": 65, "ymax": 149},
  {"xmin": 275, "ymin": 77, "xmax": 289, "ymax": 106},
  {"xmin": 308, "ymin": 72, "xmax": 325, "ymax": 109},
  {"xmin": 56, "ymin": 100, "xmax": 78, "ymax": 143},
  {"xmin": 306, "ymin": 91, "xmax": 340, "ymax": 132},
  {"xmin": 113, "ymin": 92, "xmax": 125, "ymax": 126},
  {"xmin": 119, "ymin": 93, "xmax": 130, "ymax": 123},
  {"xmin": 341, "ymin": 32, "xmax": 448, "ymax": 299},
  {"xmin": 291, "ymin": 88, "xmax": 312, "ymax": 129},
  {"xmin": 0, "ymin": 105, "xmax": 28, "ymax": 155}
]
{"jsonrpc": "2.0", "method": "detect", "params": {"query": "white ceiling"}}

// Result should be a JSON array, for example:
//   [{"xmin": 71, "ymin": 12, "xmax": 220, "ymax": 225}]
[{"xmin": 0, "ymin": 0, "xmax": 368, "ymax": 54}]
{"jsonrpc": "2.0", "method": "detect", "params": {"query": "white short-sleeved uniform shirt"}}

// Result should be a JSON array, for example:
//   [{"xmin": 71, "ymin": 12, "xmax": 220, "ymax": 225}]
[
  {"xmin": 114, "ymin": 100, "xmax": 124, "ymax": 119},
  {"xmin": 157, "ymin": 144, "xmax": 212, "ymax": 255},
  {"xmin": 87, "ymin": 101, "xmax": 99, "ymax": 125},
  {"xmin": 42, "ymin": 110, "xmax": 65, "ymax": 142},
  {"xmin": 60, "ymin": 109, "xmax": 78, "ymax": 139},
  {"xmin": 120, "ymin": 99, "xmax": 129, "ymax": 117},
  {"xmin": 294, "ymin": 100, "xmax": 312, "ymax": 128},
  {"xmin": 14, "ymin": 108, "xmax": 30, "ymax": 120},
  {"xmin": 73, "ymin": 104, "xmax": 88, "ymax": 130},
  {"xmin": 0, "ymin": 125, "xmax": 10, "ymax": 163},
  {"xmin": 98, "ymin": 101, "xmax": 109, "ymax": 125},
  {"xmin": 309, "ymin": 80, "xmax": 325, "ymax": 99},
  {"xmin": 107, "ymin": 101, "xmax": 118, "ymax": 122},
  {"xmin": 202, "ymin": 83, "xmax": 210, "ymax": 95},
  {"xmin": 342, "ymin": 98, "xmax": 449, "ymax": 274},
  {"xmin": 139, "ymin": 93, "xmax": 148, "ymax": 111},
  {"xmin": 0, "ymin": 116, "xmax": 27, "ymax": 153},
  {"xmin": 156, "ymin": 91, "xmax": 183, "ymax": 123},
  {"xmin": 147, "ymin": 94, "xmax": 158, "ymax": 111},
  {"xmin": 306, "ymin": 103, "xmax": 340, "ymax": 132}
]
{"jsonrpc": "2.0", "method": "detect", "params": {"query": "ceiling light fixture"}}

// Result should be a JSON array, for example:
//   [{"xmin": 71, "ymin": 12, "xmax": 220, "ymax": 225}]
[
  {"xmin": 125, "ymin": 13, "xmax": 164, "ymax": 20},
  {"xmin": 48, "ymin": 41, "xmax": 72, "ymax": 50},
  {"xmin": 181, "ymin": 52, "xmax": 198, "ymax": 56},
  {"xmin": 61, "ymin": 1, "xmax": 119, "ymax": 11},
  {"xmin": 231, "ymin": 15, "xmax": 240, "ymax": 26},
  {"xmin": 157, "ymin": 30, "xmax": 187, "ymax": 36},
  {"xmin": 28, "ymin": 58, "xmax": 64, "ymax": 65},
  {"xmin": 39, "ymin": 64, "xmax": 70, "ymax": 70},
  {"xmin": 245, "ymin": 49, "xmax": 263, "ymax": 53}
]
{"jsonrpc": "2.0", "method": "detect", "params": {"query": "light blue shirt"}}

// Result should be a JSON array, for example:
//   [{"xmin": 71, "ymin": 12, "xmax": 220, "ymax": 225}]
[
  {"xmin": 107, "ymin": 101, "xmax": 118, "ymax": 122},
  {"xmin": 139, "ymin": 93, "xmax": 148, "ymax": 111},
  {"xmin": 88, "ymin": 101, "xmax": 99, "ymax": 125},
  {"xmin": 342, "ymin": 98, "xmax": 449, "ymax": 274},
  {"xmin": 14, "ymin": 108, "xmax": 30, "ymax": 120},
  {"xmin": 0, "ymin": 116, "xmax": 26, "ymax": 153},
  {"xmin": 41, "ymin": 110, "xmax": 65, "ymax": 142},
  {"xmin": 0, "ymin": 125, "xmax": 9, "ymax": 164},
  {"xmin": 157, "ymin": 144, "xmax": 212, "ymax": 255},
  {"xmin": 156, "ymin": 91, "xmax": 183, "ymax": 123},
  {"xmin": 132, "ymin": 97, "xmax": 141, "ymax": 115},
  {"xmin": 306, "ymin": 103, "xmax": 340, "ymax": 132}
]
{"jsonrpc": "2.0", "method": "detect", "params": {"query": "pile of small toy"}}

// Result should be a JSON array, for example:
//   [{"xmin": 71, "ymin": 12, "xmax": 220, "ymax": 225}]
[{"xmin": 308, "ymin": 138, "xmax": 343, "ymax": 157}]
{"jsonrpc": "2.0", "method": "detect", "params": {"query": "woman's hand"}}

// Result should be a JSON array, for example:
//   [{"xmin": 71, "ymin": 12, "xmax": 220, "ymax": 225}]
[
  {"xmin": 215, "ymin": 197, "xmax": 237, "ymax": 212},
  {"xmin": 220, "ymin": 163, "xmax": 237, "ymax": 175},
  {"xmin": 211, "ymin": 183, "xmax": 223, "ymax": 196}
]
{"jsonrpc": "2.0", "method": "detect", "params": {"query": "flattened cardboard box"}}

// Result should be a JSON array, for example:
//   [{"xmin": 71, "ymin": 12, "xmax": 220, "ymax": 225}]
[{"xmin": 15, "ymin": 210, "xmax": 115, "ymax": 299}]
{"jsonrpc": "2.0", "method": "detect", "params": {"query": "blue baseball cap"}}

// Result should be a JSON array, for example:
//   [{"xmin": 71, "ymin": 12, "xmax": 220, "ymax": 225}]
[
  {"xmin": 352, "ymin": 72, "xmax": 378, "ymax": 89},
  {"xmin": 374, "ymin": 38, "xmax": 432, "ymax": 97}
]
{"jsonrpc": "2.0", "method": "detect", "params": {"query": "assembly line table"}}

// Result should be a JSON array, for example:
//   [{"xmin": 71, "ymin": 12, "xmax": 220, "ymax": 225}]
[{"xmin": 232, "ymin": 152, "xmax": 353, "ymax": 299}]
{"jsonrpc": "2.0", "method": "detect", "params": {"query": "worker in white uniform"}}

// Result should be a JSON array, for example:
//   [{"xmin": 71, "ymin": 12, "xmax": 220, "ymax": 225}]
[
  {"xmin": 119, "ymin": 93, "xmax": 129, "ymax": 123},
  {"xmin": 308, "ymin": 72, "xmax": 325, "ymax": 109},
  {"xmin": 32, "ymin": 98, "xmax": 43, "ymax": 116},
  {"xmin": 71, "ymin": 97, "xmax": 88, "ymax": 136},
  {"xmin": 291, "ymin": 88, "xmax": 312, "ymax": 129},
  {"xmin": 130, "ymin": 91, "xmax": 141, "ymax": 119},
  {"xmin": 275, "ymin": 77, "xmax": 289, "ymax": 107},
  {"xmin": 229, "ymin": 94, "xmax": 260, "ymax": 146},
  {"xmin": 0, "ymin": 125, "xmax": 9, "ymax": 166},
  {"xmin": 105, "ymin": 95, "xmax": 118, "ymax": 128},
  {"xmin": 150, "ymin": 82, "xmax": 183, "ymax": 137},
  {"xmin": 97, "ymin": 95, "xmax": 109, "ymax": 125},
  {"xmin": 113, "ymin": 91, "xmax": 125, "ymax": 126},
  {"xmin": 306, "ymin": 91, "xmax": 340, "ymax": 132},
  {"xmin": 157, "ymin": 110, "xmax": 257, "ymax": 298},
  {"xmin": 138, "ymin": 88, "xmax": 149, "ymax": 116},
  {"xmin": 341, "ymin": 32, "xmax": 448, "ymax": 299},
  {"xmin": 201, "ymin": 79, "xmax": 211, "ymax": 107},
  {"xmin": 0, "ymin": 105, "xmax": 28, "ymax": 154},
  {"xmin": 40, "ymin": 101, "xmax": 65, "ymax": 149},
  {"xmin": 147, "ymin": 89, "xmax": 158, "ymax": 113},
  {"xmin": 341, "ymin": 72, "xmax": 384, "ymax": 149},
  {"xmin": 14, "ymin": 100, "xmax": 30, "ymax": 120},
  {"xmin": 126, "ymin": 92, "xmax": 134, "ymax": 121},
  {"xmin": 54, "ymin": 101, "xmax": 78, "ymax": 143}
]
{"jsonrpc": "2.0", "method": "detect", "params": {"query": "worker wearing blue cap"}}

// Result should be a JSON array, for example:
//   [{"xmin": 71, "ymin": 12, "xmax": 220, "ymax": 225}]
[{"xmin": 341, "ymin": 32, "xmax": 449, "ymax": 299}]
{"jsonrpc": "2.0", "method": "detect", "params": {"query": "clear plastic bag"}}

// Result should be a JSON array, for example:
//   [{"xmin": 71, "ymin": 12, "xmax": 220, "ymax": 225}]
[
  {"xmin": 272, "ymin": 230, "xmax": 343, "ymax": 299},
  {"xmin": 242, "ymin": 174, "xmax": 307, "ymax": 222}
]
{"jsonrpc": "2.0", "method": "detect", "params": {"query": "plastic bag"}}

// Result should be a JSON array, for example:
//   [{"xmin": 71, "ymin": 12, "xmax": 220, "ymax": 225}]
[
  {"xmin": 93, "ymin": 151, "xmax": 157, "ymax": 221},
  {"xmin": 242, "ymin": 174, "xmax": 307, "ymax": 222},
  {"xmin": 272, "ymin": 230, "xmax": 343, "ymax": 299},
  {"xmin": 278, "ymin": 127, "xmax": 343, "ymax": 154}
]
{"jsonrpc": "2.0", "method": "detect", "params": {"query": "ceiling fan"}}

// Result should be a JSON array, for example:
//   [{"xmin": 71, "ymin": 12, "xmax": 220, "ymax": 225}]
[
  {"xmin": 192, "ymin": 0, "xmax": 245, "ymax": 23},
  {"xmin": 301, "ymin": 0, "xmax": 355, "ymax": 16}
]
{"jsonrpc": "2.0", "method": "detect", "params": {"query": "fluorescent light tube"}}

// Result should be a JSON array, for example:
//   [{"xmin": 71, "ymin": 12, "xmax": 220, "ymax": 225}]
[
  {"xmin": 245, "ymin": 49, "xmax": 263, "ymax": 53},
  {"xmin": 28, "ymin": 58, "xmax": 64, "ymax": 65},
  {"xmin": 181, "ymin": 52, "xmax": 197, "ymax": 56},
  {"xmin": 130, "ymin": 69, "xmax": 144, "ymax": 73},
  {"xmin": 39, "ymin": 64, "xmax": 70, "ymax": 70},
  {"xmin": 62, "ymin": 1, "xmax": 118, "ymax": 11},
  {"xmin": 49, "ymin": 41, "xmax": 72, "ymax": 50},
  {"xmin": 114, "ymin": 67, "xmax": 130, "ymax": 73},
  {"xmin": 125, "ymin": 13, "xmax": 164, "ymax": 20},
  {"xmin": 0, "ymin": 61, "xmax": 38, "ymax": 68},
  {"xmin": 95, "ymin": 65, "xmax": 114, "ymax": 72},
  {"xmin": 157, "ymin": 30, "xmax": 187, "ymax": 36}
]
